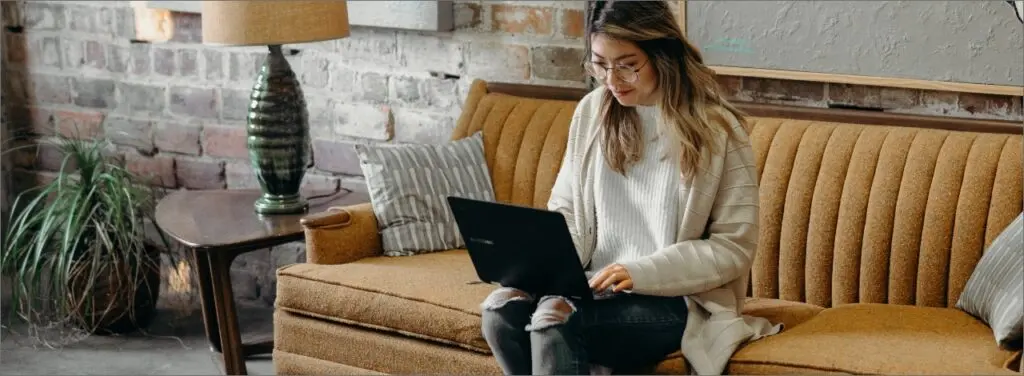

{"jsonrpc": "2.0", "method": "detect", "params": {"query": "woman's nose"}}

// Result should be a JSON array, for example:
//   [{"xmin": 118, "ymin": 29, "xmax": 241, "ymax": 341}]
[{"xmin": 603, "ymin": 71, "xmax": 621, "ymax": 86}]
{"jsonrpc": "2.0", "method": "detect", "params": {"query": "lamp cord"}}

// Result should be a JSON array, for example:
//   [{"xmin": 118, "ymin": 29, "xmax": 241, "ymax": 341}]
[{"xmin": 306, "ymin": 184, "xmax": 347, "ymax": 201}]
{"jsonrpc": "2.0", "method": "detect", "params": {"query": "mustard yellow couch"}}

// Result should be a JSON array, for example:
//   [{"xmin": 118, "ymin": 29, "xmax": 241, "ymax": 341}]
[{"xmin": 273, "ymin": 79, "xmax": 1024, "ymax": 375}]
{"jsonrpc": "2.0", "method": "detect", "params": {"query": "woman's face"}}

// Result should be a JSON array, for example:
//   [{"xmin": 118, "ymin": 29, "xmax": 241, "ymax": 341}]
[{"xmin": 589, "ymin": 34, "xmax": 659, "ymax": 106}]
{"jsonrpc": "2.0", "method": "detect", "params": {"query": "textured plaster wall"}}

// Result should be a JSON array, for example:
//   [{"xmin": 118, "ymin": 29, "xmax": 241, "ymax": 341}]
[{"xmin": 688, "ymin": 1, "xmax": 1024, "ymax": 86}]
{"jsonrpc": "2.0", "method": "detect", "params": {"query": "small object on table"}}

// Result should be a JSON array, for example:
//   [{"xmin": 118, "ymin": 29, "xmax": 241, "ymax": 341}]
[
  {"xmin": 201, "ymin": 1, "xmax": 351, "ymax": 215},
  {"xmin": 155, "ymin": 188, "xmax": 369, "ymax": 375}
]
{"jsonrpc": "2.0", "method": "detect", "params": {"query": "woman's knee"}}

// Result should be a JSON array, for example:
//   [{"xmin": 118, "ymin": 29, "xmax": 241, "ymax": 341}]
[
  {"xmin": 481, "ymin": 287, "xmax": 535, "ymax": 311},
  {"xmin": 480, "ymin": 287, "xmax": 535, "ymax": 336},
  {"xmin": 524, "ymin": 295, "xmax": 578, "ymax": 332}
]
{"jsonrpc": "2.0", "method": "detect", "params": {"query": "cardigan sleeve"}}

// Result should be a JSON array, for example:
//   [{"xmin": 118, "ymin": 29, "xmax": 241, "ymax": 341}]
[
  {"xmin": 618, "ymin": 128, "xmax": 760, "ymax": 297},
  {"xmin": 547, "ymin": 109, "xmax": 589, "ymax": 266}
]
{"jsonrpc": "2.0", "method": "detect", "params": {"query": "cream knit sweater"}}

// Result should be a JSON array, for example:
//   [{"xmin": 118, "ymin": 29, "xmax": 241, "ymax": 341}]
[
  {"xmin": 548, "ymin": 88, "xmax": 782, "ymax": 375},
  {"xmin": 586, "ymin": 105, "xmax": 681, "ymax": 280}
]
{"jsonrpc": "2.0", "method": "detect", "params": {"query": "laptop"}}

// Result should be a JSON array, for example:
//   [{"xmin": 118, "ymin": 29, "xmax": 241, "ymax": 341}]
[{"xmin": 446, "ymin": 196, "xmax": 594, "ymax": 301}]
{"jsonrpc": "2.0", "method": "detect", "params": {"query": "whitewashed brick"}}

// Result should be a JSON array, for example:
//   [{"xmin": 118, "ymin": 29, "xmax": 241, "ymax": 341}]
[
  {"xmin": 335, "ymin": 28, "xmax": 400, "ymax": 70},
  {"xmin": 328, "ymin": 66, "xmax": 358, "ymax": 99},
  {"xmin": 389, "ymin": 75, "xmax": 460, "ymax": 110},
  {"xmin": 298, "ymin": 50, "xmax": 331, "ymax": 90},
  {"xmin": 225, "ymin": 161, "xmax": 259, "ymax": 189},
  {"xmin": 62, "ymin": 37, "xmax": 84, "ymax": 69},
  {"xmin": 422, "ymin": 78, "xmax": 460, "ymax": 109},
  {"xmin": 398, "ymin": 33, "xmax": 465, "ymax": 75},
  {"xmin": 358, "ymin": 72, "xmax": 389, "ymax": 103},
  {"xmin": 466, "ymin": 42, "xmax": 530, "ymax": 82},
  {"xmin": 228, "ymin": 51, "xmax": 261, "ymax": 82},
  {"xmin": 456, "ymin": 77, "xmax": 475, "ymax": 108},
  {"xmin": 392, "ymin": 108, "xmax": 456, "ymax": 144},
  {"xmin": 334, "ymin": 103, "xmax": 394, "ymax": 141},
  {"xmin": 306, "ymin": 96, "xmax": 335, "ymax": 138}
]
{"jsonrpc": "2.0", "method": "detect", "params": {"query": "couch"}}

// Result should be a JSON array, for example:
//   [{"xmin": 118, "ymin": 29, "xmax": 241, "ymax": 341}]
[{"xmin": 273, "ymin": 79, "xmax": 1024, "ymax": 374}]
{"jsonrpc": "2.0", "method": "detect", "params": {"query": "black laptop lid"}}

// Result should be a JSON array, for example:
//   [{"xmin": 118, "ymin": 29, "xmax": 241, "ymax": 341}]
[{"xmin": 446, "ymin": 196, "xmax": 591, "ymax": 300}]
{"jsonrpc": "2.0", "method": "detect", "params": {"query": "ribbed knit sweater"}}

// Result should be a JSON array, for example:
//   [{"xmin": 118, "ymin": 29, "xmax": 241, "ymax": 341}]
[{"xmin": 586, "ymin": 105, "xmax": 681, "ymax": 281}]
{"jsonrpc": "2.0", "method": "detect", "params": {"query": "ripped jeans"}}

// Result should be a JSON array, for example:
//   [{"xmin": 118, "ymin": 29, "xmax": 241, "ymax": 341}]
[{"xmin": 480, "ymin": 287, "xmax": 688, "ymax": 375}]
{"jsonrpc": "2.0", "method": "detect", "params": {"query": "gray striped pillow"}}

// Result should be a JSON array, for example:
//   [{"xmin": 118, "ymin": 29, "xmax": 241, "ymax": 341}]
[
  {"xmin": 956, "ymin": 213, "xmax": 1023, "ymax": 350},
  {"xmin": 355, "ymin": 132, "xmax": 495, "ymax": 256}
]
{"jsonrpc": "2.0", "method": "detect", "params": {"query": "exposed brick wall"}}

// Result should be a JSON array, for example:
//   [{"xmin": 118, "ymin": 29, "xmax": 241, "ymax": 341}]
[
  {"xmin": 1, "ymin": 0, "xmax": 592, "ymax": 308},
  {"xmin": 2, "ymin": 1, "xmax": 1021, "ymax": 309}
]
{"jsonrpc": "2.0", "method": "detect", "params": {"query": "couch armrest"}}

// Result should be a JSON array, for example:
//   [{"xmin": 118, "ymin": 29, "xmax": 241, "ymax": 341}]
[{"xmin": 300, "ymin": 202, "xmax": 382, "ymax": 265}]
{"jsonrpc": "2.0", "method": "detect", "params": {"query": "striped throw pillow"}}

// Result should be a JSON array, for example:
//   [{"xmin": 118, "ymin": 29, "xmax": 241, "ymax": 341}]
[
  {"xmin": 355, "ymin": 132, "xmax": 495, "ymax": 256},
  {"xmin": 956, "ymin": 213, "xmax": 1023, "ymax": 350}
]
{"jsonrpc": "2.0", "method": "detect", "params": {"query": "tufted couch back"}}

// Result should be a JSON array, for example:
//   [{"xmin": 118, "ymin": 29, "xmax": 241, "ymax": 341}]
[
  {"xmin": 451, "ymin": 80, "xmax": 580, "ymax": 209},
  {"xmin": 452, "ymin": 79, "xmax": 1023, "ymax": 309},
  {"xmin": 749, "ymin": 118, "xmax": 1021, "ymax": 308}
]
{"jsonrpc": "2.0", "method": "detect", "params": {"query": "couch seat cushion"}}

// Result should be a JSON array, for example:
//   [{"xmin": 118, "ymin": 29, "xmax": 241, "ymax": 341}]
[
  {"xmin": 653, "ymin": 298, "xmax": 825, "ymax": 374},
  {"xmin": 729, "ymin": 303, "xmax": 1020, "ymax": 375},
  {"xmin": 277, "ymin": 248, "xmax": 832, "ymax": 366},
  {"xmin": 276, "ymin": 249, "xmax": 497, "ymax": 354},
  {"xmin": 741, "ymin": 297, "xmax": 825, "ymax": 330}
]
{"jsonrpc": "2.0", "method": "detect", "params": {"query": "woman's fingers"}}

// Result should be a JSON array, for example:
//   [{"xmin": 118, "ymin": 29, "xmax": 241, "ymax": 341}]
[
  {"xmin": 587, "ymin": 264, "xmax": 635, "ymax": 293},
  {"xmin": 588, "ymin": 268, "xmax": 613, "ymax": 290},
  {"xmin": 611, "ymin": 278, "xmax": 633, "ymax": 292},
  {"xmin": 589, "ymin": 264, "xmax": 631, "ymax": 292},
  {"xmin": 597, "ymin": 273, "xmax": 619, "ymax": 292},
  {"xmin": 588, "ymin": 268, "xmax": 609, "ymax": 290}
]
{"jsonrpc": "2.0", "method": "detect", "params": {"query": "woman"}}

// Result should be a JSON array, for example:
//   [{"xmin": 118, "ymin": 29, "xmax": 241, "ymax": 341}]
[{"xmin": 479, "ymin": 1, "xmax": 781, "ymax": 375}]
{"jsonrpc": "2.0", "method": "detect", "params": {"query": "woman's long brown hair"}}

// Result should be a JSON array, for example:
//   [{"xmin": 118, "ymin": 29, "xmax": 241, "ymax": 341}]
[{"xmin": 585, "ymin": 0, "xmax": 747, "ymax": 177}]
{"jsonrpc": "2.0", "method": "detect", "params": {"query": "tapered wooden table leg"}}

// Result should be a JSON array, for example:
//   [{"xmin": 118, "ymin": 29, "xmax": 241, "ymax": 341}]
[
  {"xmin": 208, "ymin": 251, "xmax": 247, "ymax": 375},
  {"xmin": 192, "ymin": 248, "xmax": 223, "ymax": 353}
]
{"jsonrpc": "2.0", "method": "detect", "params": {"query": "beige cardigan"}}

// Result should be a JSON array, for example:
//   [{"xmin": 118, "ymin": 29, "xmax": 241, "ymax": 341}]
[{"xmin": 547, "ymin": 88, "xmax": 782, "ymax": 375}]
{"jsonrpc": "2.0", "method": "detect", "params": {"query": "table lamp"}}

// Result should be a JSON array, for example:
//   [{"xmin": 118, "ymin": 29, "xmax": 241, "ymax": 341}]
[{"xmin": 201, "ymin": 1, "xmax": 350, "ymax": 215}]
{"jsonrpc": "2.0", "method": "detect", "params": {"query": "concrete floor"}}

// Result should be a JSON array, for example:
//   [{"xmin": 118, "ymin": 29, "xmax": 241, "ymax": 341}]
[{"xmin": 0, "ymin": 302, "xmax": 275, "ymax": 375}]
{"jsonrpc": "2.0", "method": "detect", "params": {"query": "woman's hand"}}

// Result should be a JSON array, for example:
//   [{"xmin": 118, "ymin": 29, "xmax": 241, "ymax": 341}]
[{"xmin": 588, "ymin": 264, "xmax": 634, "ymax": 293}]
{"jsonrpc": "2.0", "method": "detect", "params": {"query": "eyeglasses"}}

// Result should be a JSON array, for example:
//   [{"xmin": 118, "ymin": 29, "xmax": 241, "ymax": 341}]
[{"xmin": 584, "ymin": 60, "xmax": 649, "ymax": 83}]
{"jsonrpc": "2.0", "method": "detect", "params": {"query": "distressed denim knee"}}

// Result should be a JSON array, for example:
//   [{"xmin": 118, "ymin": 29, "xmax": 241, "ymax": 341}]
[
  {"xmin": 480, "ymin": 287, "xmax": 536, "ymax": 375},
  {"xmin": 525, "ymin": 295, "xmax": 577, "ymax": 332},
  {"xmin": 481, "ymin": 287, "xmax": 535, "ymax": 311},
  {"xmin": 526, "ymin": 295, "xmax": 586, "ymax": 375},
  {"xmin": 480, "ymin": 287, "xmax": 536, "ymax": 345}
]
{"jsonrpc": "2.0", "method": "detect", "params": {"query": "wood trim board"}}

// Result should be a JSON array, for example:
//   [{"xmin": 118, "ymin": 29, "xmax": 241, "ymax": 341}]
[
  {"xmin": 677, "ymin": 1, "xmax": 1023, "ymax": 97},
  {"xmin": 485, "ymin": 81, "xmax": 1022, "ymax": 135}
]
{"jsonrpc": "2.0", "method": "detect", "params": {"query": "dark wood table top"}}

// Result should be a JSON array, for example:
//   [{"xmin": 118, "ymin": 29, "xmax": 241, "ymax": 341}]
[{"xmin": 155, "ymin": 188, "xmax": 370, "ymax": 251}]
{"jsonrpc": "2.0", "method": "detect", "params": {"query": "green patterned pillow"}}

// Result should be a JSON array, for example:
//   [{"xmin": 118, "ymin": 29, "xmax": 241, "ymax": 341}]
[
  {"xmin": 956, "ymin": 213, "xmax": 1023, "ymax": 350},
  {"xmin": 355, "ymin": 132, "xmax": 495, "ymax": 256}
]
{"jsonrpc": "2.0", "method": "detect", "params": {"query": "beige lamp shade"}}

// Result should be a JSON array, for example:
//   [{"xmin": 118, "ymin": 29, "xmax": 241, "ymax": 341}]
[{"xmin": 201, "ymin": 1, "xmax": 350, "ymax": 46}]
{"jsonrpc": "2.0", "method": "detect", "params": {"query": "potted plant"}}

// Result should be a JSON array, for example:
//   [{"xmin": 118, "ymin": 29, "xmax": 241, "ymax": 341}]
[{"xmin": 2, "ymin": 134, "xmax": 171, "ymax": 342}]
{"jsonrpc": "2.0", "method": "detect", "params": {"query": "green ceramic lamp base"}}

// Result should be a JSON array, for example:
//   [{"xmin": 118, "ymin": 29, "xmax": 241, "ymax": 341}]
[
  {"xmin": 254, "ymin": 194, "xmax": 309, "ymax": 215},
  {"xmin": 246, "ymin": 44, "xmax": 313, "ymax": 216}
]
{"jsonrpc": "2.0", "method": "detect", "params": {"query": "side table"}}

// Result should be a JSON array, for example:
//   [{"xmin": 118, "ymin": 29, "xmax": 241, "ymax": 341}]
[{"xmin": 154, "ymin": 188, "xmax": 370, "ymax": 375}]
